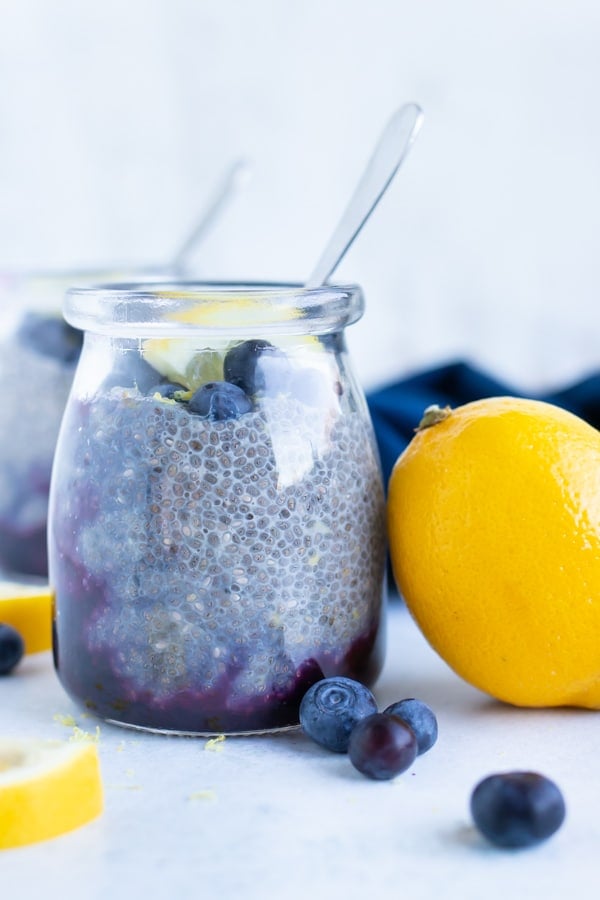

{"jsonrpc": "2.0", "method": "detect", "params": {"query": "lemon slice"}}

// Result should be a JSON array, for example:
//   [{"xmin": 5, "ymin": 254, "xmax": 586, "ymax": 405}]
[
  {"xmin": 0, "ymin": 738, "xmax": 103, "ymax": 849},
  {"xmin": 0, "ymin": 581, "xmax": 52, "ymax": 654},
  {"xmin": 144, "ymin": 339, "xmax": 225, "ymax": 389},
  {"xmin": 142, "ymin": 295, "xmax": 324, "ymax": 390}
]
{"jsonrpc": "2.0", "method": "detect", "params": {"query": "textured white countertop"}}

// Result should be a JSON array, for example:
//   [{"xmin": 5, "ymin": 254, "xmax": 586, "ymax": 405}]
[{"xmin": 1, "ymin": 598, "xmax": 597, "ymax": 900}]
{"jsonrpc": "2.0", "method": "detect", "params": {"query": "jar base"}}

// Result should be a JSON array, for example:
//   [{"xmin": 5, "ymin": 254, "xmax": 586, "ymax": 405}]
[{"xmin": 104, "ymin": 717, "xmax": 302, "ymax": 738}]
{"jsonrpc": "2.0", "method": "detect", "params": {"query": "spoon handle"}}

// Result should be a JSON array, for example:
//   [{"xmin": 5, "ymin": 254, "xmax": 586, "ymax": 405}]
[
  {"xmin": 305, "ymin": 103, "xmax": 424, "ymax": 290},
  {"xmin": 171, "ymin": 158, "xmax": 250, "ymax": 269}
]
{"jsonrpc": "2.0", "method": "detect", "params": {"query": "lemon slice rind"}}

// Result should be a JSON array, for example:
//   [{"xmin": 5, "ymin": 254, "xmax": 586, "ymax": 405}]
[
  {"xmin": 0, "ymin": 738, "xmax": 103, "ymax": 849},
  {"xmin": 0, "ymin": 581, "xmax": 52, "ymax": 654}
]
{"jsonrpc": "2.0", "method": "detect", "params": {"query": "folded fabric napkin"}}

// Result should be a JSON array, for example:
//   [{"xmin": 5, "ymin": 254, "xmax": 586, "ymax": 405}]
[{"xmin": 366, "ymin": 360, "xmax": 600, "ymax": 489}]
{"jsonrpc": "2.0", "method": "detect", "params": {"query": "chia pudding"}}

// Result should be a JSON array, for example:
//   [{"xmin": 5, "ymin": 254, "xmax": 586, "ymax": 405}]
[
  {"xmin": 0, "ymin": 268, "xmax": 170, "ymax": 579},
  {"xmin": 0, "ymin": 311, "xmax": 82, "ymax": 577},
  {"xmin": 49, "ymin": 283, "xmax": 387, "ymax": 734}
]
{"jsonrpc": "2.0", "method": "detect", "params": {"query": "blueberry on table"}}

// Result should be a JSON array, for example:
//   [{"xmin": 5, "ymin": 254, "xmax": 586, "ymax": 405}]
[
  {"xmin": 223, "ymin": 339, "xmax": 291, "ymax": 396},
  {"xmin": 383, "ymin": 698, "xmax": 438, "ymax": 755},
  {"xmin": 0, "ymin": 623, "xmax": 25, "ymax": 675},
  {"xmin": 16, "ymin": 312, "xmax": 83, "ymax": 364},
  {"xmin": 299, "ymin": 676, "xmax": 378, "ymax": 753},
  {"xmin": 348, "ymin": 713, "xmax": 418, "ymax": 780},
  {"xmin": 470, "ymin": 771, "xmax": 566, "ymax": 849},
  {"xmin": 188, "ymin": 381, "xmax": 252, "ymax": 420}
]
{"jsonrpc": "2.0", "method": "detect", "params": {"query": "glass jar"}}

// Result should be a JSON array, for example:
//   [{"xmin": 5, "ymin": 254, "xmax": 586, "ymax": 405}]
[
  {"xmin": 0, "ymin": 266, "xmax": 174, "ymax": 579},
  {"xmin": 49, "ymin": 282, "xmax": 387, "ymax": 734}
]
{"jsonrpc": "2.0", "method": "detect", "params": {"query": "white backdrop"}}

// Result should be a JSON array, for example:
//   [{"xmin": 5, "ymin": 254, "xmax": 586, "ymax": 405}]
[{"xmin": 1, "ymin": 0, "xmax": 600, "ymax": 392}]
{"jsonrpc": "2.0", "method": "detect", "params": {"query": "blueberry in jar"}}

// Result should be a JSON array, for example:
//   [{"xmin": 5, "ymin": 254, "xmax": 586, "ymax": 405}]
[
  {"xmin": 102, "ymin": 352, "xmax": 163, "ymax": 392},
  {"xmin": 299, "ymin": 676, "xmax": 378, "ymax": 752},
  {"xmin": 383, "ymin": 698, "xmax": 438, "ymax": 755},
  {"xmin": 0, "ymin": 623, "xmax": 25, "ymax": 675},
  {"xmin": 470, "ymin": 771, "xmax": 566, "ymax": 849},
  {"xmin": 224, "ymin": 339, "xmax": 291, "ymax": 396},
  {"xmin": 348, "ymin": 712, "xmax": 418, "ymax": 780},
  {"xmin": 188, "ymin": 381, "xmax": 252, "ymax": 419}
]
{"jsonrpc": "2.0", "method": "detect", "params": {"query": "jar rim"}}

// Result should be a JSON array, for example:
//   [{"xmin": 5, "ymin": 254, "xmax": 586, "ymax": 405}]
[{"xmin": 64, "ymin": 280, "xmax": 365, "ymax": 337}]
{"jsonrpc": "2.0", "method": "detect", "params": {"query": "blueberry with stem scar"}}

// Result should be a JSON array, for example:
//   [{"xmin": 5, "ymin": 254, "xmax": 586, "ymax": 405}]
[{"xmin": 299, "ymin": 676, "xmax": 378, "ymax": 753}]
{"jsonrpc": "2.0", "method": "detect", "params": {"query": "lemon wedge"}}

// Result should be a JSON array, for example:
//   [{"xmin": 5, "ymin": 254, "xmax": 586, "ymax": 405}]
[
  {"xmin": 0, "ymin": 581, "xmax": 52, "ymax": 654},
  {"xmin": 0, "ymin": 738, "xmax": 103, "ymax": 849},
  {"xmin": 143, "ymin": 339, "xmax": 225, "ymax": 389}
]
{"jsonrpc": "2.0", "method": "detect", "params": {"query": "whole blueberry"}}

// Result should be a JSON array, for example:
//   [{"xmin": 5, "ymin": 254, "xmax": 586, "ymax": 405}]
[
  {"xmin": 103, "ymin": 351, "xmax": 162, "ymax": 393},
  {"xmin": 299, "ymin": 676, "xmax": 378, "ymax": 753},
  {"xmin": 147, "ymin": 381, "xmax": 187, "ymax": 399},
  {"xmin": 470, "ymin": 771, "xmax": 566, "ymax": 849},
  {"xmin": 224, "ymin": 339, "xmax": 291, "ymax": 396},
  {"xmin": 0, "ymin": 623, "xmax": 25, "ymax": 675},
  {"xmin": 348, "ymin": 713, "xmax": 418, "ymax": 780},
  {"xmin": 16, "ymin": 312, "xmax": 83, "ymax": 364},
  {"xmin": 188, "ymin": 381, "xmax": 252, "ymax": 420},
  {"xmin": 383, "ymin": 698, "xmax": 438, "ymax": 755}
]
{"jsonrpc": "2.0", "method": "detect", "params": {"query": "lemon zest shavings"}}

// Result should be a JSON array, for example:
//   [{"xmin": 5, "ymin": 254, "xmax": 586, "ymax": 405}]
[
  {"xmin": 69, "ymin": 726, "xmax": 101, "ymax": 743},
  {"xmin": 188, "ymin": 789, "xmax": 217, "ymax": 802},
  {"xmin": 53, "ymin": 713, "xmax": 78, "ymax": 727}
]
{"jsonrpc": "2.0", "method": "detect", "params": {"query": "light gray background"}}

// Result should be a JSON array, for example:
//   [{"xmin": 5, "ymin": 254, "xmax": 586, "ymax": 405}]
[{"xmin": 1, "ymin": 0, "xmax": 600, "ymax": 392}]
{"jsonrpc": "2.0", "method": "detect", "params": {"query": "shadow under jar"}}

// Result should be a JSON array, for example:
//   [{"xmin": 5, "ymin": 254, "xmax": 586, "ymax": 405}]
[{"xmin": 49, "ymin": 282, "xmax": 387, "ymax": 734}]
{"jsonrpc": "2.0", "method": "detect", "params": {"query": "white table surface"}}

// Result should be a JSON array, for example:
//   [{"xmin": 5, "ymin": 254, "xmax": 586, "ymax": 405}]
[{"xmin": 2, "ymin": 597, "xmax": 598, "ymax": 900}]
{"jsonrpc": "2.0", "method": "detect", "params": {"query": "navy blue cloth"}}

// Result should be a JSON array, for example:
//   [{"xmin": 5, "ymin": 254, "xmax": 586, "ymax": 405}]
[{"xmin": 366, "ymin": 361, "xmax": 600, "ymax": 490}]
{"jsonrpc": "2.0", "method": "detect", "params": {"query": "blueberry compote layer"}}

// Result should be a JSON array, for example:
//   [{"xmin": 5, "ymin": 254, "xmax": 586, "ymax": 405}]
[{"xmin": 50, "ymin": 369, "xmax": 386, "ymax": 733}]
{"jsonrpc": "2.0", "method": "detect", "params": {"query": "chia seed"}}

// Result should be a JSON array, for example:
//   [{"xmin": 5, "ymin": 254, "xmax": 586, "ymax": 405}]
[{"xmin": 50, "ymin": 382, "xmax": 386, "ymax": 734}]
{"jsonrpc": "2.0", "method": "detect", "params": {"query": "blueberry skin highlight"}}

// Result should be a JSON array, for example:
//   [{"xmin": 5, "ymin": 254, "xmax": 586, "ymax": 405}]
[
  {"xmin": 470, "ymin": 771, "xmax": 566, "ymax": 849},
  {"xmin": 383, "ymin": 698, "xmax": 438, "ymax": 755},
  {"xmin": 188, "ymin": 381, "xmax": 252, "ymax": 419},
  {"xmin": 299, "ymin": 676, "xmax": 378, "ymax": 753},
  {"xmin": 348, "ymin": 713, "xmax": 418, "ymax": 780},
  {"xmin": 0, "ymin": 624, "xmax": 25, "ymax": 675}
]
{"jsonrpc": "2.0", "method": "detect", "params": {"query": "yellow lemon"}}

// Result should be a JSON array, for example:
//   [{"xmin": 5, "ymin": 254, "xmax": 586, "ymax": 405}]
[
  {"xmin": 0, "ymin": 738, "xmax": 103, "ymax": 849},
  {"xmin": 0, "ymin": 581, "xmax": 52, "ymax": 654},
  {"xmin": 387, "ymin": 396, "xmax": 600, "ymax": 709}
]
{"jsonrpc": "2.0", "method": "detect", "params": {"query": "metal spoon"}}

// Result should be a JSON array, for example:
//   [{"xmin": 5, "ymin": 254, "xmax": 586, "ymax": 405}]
[
  {"xmin": 170, "ymin": 158, "xmax": 251, "ymax": 269},
  {"xmin": 305, "ymin": 103, "xmax": 423, "ymax": 289}
]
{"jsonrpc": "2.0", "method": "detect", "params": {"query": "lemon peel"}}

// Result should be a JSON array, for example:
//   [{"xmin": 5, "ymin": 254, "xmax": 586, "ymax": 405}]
[
  {"xmin": 0, "ymin": 581, "xmax": 52, "ymax": 654},
  {"xmin": 204, "ymin": 735, "xmax": 226, "ymax": 752},
  {"xmin": 0, "ymin": 738, "xmax": 103, "ymax": 849}
]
